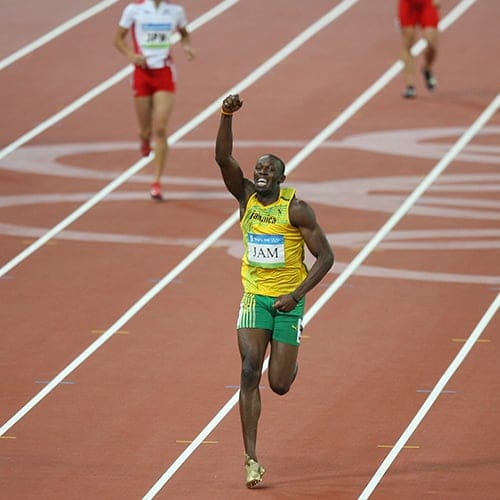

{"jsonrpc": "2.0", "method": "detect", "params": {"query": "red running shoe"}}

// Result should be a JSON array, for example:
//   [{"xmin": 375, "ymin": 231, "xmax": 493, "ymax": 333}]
[
  {"xmin": 150, "ymin": 182, "xmax": 163, "ymax": 201},
  {"xmin": 140, "ymin": 138, "xmax": 151, "ymax": 157}
]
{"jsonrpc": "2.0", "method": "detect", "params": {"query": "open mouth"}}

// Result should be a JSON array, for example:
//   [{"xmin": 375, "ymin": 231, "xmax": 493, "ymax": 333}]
[{"xmin": 255, "ymin": 177, "xmax": 268, "ymax": 187}]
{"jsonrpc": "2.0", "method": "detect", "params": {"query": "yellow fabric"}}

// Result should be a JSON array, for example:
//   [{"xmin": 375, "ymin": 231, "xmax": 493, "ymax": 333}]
[{"xmin": 240, "ymin": 187, "xmax": 308, "ymax": 296}]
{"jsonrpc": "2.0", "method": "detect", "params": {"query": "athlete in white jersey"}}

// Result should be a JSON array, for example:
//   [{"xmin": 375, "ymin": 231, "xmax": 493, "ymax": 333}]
[{"xmin": 114, "ymin": 0, "xmax": 195, "ymax": 200}]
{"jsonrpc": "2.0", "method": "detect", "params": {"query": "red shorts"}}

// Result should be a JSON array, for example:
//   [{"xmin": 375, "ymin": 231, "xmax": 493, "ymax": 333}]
[
  {"xmin": 398, "ymin": 0, "xmax": 439, "ymax": 28},
  {"xmin": 132, "ymin": 65, "xmax": 176, "ymax": 97}
]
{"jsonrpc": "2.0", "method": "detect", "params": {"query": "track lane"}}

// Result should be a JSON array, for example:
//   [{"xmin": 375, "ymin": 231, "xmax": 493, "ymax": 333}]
[{"xmin": 1, "ymin": 0, "xmax": 498, "ymax": 498}]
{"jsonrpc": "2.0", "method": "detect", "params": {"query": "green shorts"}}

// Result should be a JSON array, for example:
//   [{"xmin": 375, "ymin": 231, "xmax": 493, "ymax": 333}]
[{"xmin": 236, "ymin": 292, "xmax": 305, "ymax": 346}]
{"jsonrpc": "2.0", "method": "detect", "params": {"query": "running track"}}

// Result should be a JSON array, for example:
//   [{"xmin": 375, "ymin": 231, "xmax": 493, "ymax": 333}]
[{"xmin": 1, "ymin": 1, "xmax": 499, "ymax": 498}]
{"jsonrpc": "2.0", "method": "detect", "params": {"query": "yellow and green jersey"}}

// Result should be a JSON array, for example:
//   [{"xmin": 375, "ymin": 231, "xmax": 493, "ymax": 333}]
[{"xmin": 240, "ymin": 187, "xmax": 308, "ymax": 297}]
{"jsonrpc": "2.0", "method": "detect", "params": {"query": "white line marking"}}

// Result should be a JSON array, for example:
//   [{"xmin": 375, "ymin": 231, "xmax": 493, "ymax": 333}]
[
  {"xmin": 0, "ymin": 0, "xmax": 358, "ymax": 278},
  {"xmin": 358, "ymin": 293, "xmax": 499, "ymax": 500},
  {"xmin": 439, "ymin": 0, "xmax": 478, "ymax": 32},
  {"xmin": 141, "ymin": 90, "xmax": 499, "ymax": 499},
  {"xmin": 0, "ymin": 0, "xmax": 122, "ymax": 72}
]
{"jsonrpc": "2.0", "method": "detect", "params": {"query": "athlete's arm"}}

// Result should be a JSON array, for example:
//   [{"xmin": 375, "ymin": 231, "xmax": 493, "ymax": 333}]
[
  {"xmin": 215, "ymin": 95, "xmax": 254, "ymax": 209},
  {"xmin": 113, "ymin": 26, "xmax": 146, "ymax": 68},
  {"xmin": 274, "ymin": 199, "xmax": 334, "ymax": 312},
  {"xmin": 178, "ymin": 27, "xmax": 196, "ymax": 60}
]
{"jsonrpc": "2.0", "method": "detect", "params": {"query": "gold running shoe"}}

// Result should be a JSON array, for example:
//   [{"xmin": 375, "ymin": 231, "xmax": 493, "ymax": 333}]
[{"xmin": 244, "ymin": 454, "xmax": 265, "ymax": 488}]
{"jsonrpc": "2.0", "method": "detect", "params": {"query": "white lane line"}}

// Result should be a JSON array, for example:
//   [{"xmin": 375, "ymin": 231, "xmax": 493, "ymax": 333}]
[
  {"xmin": 141, "ymin": 88, "xmax": 499, "ymax": 499},
  {"xmin": 0, "ymin": 0, "xmax": 358, "ymax": 278},
  {"xmin": 0, "ymin": 0, "xmax": 240, "ymax": 163},
  {"xmin": 439, "ymin": 0, "xmax": 478, "ymax": 32},
  {"xmin": 0, "ymin": 0, "xmax": 122, "ymax": 72},
  {"xmin": 358, "ymin": 293, "xmax": 499, "ymax": 500}
]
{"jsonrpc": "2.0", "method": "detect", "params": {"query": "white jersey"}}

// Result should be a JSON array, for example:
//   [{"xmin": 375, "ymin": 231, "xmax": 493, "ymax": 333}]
[{"xmin": 119, "ymin": 0, "xmax": 188, "ymax": 69}]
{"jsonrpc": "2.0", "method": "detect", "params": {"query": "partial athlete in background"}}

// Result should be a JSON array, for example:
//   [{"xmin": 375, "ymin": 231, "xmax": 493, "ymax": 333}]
[
  {"xmin": 114, "ymin": 0, "xmax": 195, "ymax": 200},
  {"xmin": 398, "ymin": 0, "xmax": 440, "ymax": 98}
]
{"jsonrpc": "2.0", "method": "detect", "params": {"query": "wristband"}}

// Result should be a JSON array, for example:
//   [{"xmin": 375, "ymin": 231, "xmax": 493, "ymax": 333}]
[
  {"xmin": 220, "ymin": 108, "xmax": 233, "ymax": 116},
  {"xmin": 291, "ymin": 292, "xmax": 300, "ymax": 303}
]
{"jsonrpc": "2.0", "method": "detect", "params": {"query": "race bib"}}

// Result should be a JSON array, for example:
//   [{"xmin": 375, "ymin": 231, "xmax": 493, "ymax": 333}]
[
  {"xmin": 141, "ymin": 23, "xmax": 172, "ymax": 48},
  {"xmin": 247, "ymin": 233, "xmax": 285, "ymax": 268}
]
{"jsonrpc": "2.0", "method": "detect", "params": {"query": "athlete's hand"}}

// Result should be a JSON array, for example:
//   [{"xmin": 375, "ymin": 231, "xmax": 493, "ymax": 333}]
[
  {"xmin": 222, "ymin": 94, "xmax": 243, "ymax": 114},
  {"xmin": 184, "ymin": 46, "xmax": 196, "ymax": 60},
  {"xmin": 131, "ymin": 54, "xmax": 147, "ymax": 68},
  {"xmin": 273, "ymin": 294, "xmax": 298, "ymax": 313}
]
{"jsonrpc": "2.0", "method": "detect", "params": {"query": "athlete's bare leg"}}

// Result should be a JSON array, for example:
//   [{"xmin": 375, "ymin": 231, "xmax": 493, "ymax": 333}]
[
  {"xmin": 134, "ymin": 96, "xmax": 153, "ymax": 145},
  {"xmin": 237, "ymin": 328, "xmax": 270, "ymax": 461},
  {"xmin": 401, "ymin": 26, "xmax": 416, "ymax": 87},
  {"xmin": 268, "ymin": 339, "xmax": 299, "ymax": 395},
  {"xmin": 150, "ymin": 90, "xmax": 175, "ymax": 183},
  {"xmin": 422, "ymin": 27, "xmax": 438, "ymax": 71}
]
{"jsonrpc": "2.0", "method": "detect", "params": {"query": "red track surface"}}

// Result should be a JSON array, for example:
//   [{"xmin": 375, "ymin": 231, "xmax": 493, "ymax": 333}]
[{"xmin": 1, "ymin": 1, "xmax": 498, "ymax": 499}]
